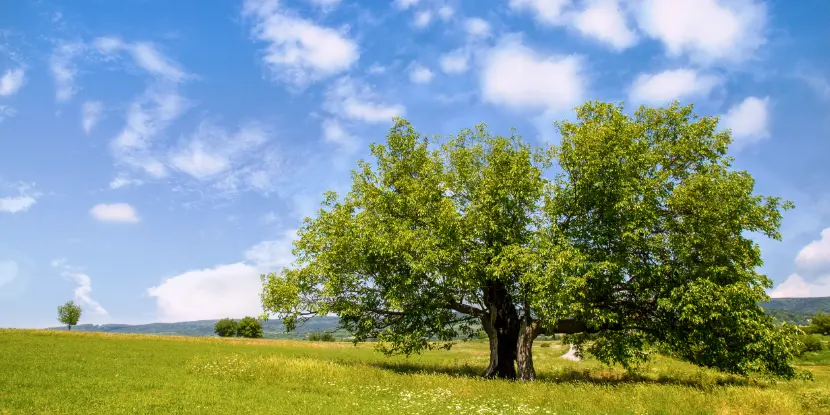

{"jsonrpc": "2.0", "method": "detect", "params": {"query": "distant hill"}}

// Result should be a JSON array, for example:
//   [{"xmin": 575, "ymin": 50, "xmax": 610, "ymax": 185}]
[
  {"xmin": 45, "ymin": 297, "xmax": 830, "ymax": 336},
  {"xmin": 761, "ymin": 297, "xmax": 830, "ymax": 325},
  {"xmin": 46, "ymin": 316, "xmax": 344, "ymax": 339}
]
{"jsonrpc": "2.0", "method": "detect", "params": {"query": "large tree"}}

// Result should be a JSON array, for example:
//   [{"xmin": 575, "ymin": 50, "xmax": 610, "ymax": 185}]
[{"xmin": 261, "ymin": 101, "xmax": 803, "ymax": 381}]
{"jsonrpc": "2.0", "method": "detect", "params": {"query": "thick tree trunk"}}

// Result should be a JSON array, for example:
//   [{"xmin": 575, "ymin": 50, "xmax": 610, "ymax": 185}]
[
  {"xmin": 517, "ymin": 320, "xmax": 541, "ymax": 381},
  {"xmin": 67, "ymin": 325, "xmax": 71, "ymax": 331},
  {"xmin": 481, "ymin": 280, "xmax": 520, "ymax": 379}
]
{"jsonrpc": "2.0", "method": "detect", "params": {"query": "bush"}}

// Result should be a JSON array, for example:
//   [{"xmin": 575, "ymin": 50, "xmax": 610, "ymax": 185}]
[
  {"xmin": 800, "ymin": 335, "xmax": 824, "ymax": 354},
  {"xmin": 237, "ymin": 316, "xmax": 263, "ymax": 339},
  {"xmin": 539, "ymin": 342, "xmax": 552, "ymax": 348},
  {"xmin": 307, "ymin": 332, "xmax": 336, "ymax": 342},
  {"xmin": 214, "ymin": 318, "xmax": 238, "ymax": 337},
  {"xmin": 807, "ymin": 313, "xmax": 830, "ymax": 336}
]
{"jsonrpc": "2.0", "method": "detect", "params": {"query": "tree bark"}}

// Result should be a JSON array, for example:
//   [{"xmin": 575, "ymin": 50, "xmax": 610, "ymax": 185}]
[
  {"xmin": 481, "ymin": 280, "xmax": 520, "ymax": 379},
  {"xmin": 517, "ymin": 320, "xmax": 542, "ymax": 381},
  {"xmin": 67, "ymin": 325, "xmax": 71, "ymax": 331}
]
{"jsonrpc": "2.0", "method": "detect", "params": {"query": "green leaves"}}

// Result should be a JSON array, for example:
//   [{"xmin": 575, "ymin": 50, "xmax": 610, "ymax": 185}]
[{"xmin": 57, "ymin": 300, "xmax": 82, "ymax": 329}]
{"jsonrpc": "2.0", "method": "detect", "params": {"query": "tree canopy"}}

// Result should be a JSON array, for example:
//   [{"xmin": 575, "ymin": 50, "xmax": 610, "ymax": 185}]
[
  {"xmin": 214, "ymin": 318, "xmax": 239, "ymax": 337},
  {"xmin": 58, "ymin": 300, "xmax": 82, "ymax": 331},
  {"xmin": 261, "ymin": 101, "xmax": 803, "ymax": 381},
  {"xmin": 237, "ymin": 316, "xmax": 263, "ymax": 339}
]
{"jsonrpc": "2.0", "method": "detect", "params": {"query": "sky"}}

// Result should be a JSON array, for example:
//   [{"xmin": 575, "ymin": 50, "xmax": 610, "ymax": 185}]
[{"xmin": 1, "ymin": 0, "xmax": 829, "ymax": 328}]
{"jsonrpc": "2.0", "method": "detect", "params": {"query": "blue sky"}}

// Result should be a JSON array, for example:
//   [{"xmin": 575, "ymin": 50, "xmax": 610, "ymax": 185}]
[{"xmin": 1, "ymin": 0, "xmax": 829, "ymax": 328}]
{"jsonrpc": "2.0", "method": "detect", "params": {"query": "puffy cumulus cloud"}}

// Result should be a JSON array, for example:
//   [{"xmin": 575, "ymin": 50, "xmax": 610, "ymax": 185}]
[
  {"xmin": 81, "ymin": 101, "xmax": 103, "ymax": 134},
  {"xmin": 634, "ymin": 0, "xmax": 767, "ymax": 65},
  {"xmin": 147, "ymin": 229, "xmax": 297, "ymax": 322},
  {"xmin": 0, "ymin": 68, "xmax": 25, "ymax": 96},
  {"xmin": 307, "ymin": 0, "xmax": 341, "ymax": 9},
  {"xmin": 437, "ymin": 5, "xmax": 454, "ymax": 20},
  {"xmin": 439, "ymin": 49, "xmax": 469, "ymax": 75},
  {"xmin": 769, "ymin": 274, "xmax": 830, "ymax": 298},
  {"xmin": 324, "ymin": 76, "xmax": 405, "ymax": 123},
  {"xmin": 628, "ymin": 69, "xmax": 722, "ymax": 105},
  {"xmin": 795, "ymin": 227, "xmax": 830, "ymax": 274},
  {"xmin": 480, "ymin": 36, "xmax": 585, "ymax": 113},
  {"xmin": 408, "ymin": 63, "xmax": 435, "ymax": 84},
  {"xmin": 720, "ymin": 96, "xmax": 770, "ymax": 148},
  {"xmin": 413, "ymin": 10, "xmax": 433, "ymax": 29},
  {"xmin": 242, "ymin": 0, "xmax": 359, "ymax": 88},
  {"xmin": 509, "ymin": 0, "xmax": 637, "ymax": 51},
  {"xmin": 571, "ymin": 0, "xmax": 637, "ymax": 50},
  {"xmin": 464, "ymin": 17, "xmax": 492, "ymax": 38},
  {"xmin": 769, "ymin": 227, "xmax": 830, "ymax": 298},
  {"xmin": 89, "ymin": 203, "xmax": 140, "ymax": 223},
  {"xmin": 51, "ymin": 258, "xmax": 108, "ymax": 315},
  {"xmin": 0, "ymin": 182, "xmax": 40, "ymax": 214}
]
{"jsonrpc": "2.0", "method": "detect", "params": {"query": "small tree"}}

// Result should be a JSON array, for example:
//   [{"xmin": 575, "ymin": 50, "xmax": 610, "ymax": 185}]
[
  {"xmin": 57, "ymin": 300, "xmax": 82, "ymax": 331},
  {"xmin": 237, "ymin": 316, "xmax": 263, "ymax": 338},
  {"xmin": 807, "ymin": 313, "xmax": 830, "ymax": 335},
  {"xmin": 214, "ymin": 318, "xmax": 239, "ymax": 337}
]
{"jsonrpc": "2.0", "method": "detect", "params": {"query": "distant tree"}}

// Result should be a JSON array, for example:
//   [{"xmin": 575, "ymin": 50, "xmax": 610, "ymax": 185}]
[
  {"xmin": 57, "ymin": 301, "xmax": 82, "ymax": 331},
  {"xmin": 807, "ymin": 313, "xmax": 830, "ymax": 335},
  {"xmin": 307, "ymin": 332, "xmax": 335, "ymax": 342},
  {"xmin": 261, "ymin": 103, "xmax": 803, "ymax": 381},
  {"xmin": 214, "ymin": 318, "xmax": 239, "ymax": 337},
  {"xmin": 237, "ymin": 316, "xmax": 263, "ymax": 338}
]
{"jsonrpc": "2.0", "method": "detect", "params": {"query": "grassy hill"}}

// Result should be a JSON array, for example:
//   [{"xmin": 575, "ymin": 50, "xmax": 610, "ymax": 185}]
[
  {"xmin": 2, "ymin": 329, "xmax": 829, "ymax": 414},
  {"xmin": 46, "ymin": 316, "xmax": 344, "ymax": 339},
  {"xmin": 761, "ymin": 297, "xmax": 830, "ymax": 325}
]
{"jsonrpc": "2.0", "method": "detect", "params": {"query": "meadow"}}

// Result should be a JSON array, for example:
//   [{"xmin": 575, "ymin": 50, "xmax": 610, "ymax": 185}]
[{"xmin": 1, "ymin": 329, "xmax": 829, "ymax": 414}]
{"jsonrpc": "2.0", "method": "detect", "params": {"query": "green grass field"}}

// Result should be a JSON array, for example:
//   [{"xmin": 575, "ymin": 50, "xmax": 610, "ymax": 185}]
[{"xmin": 1, "ymin": 330, "xmax": 829, "ymax": 414}]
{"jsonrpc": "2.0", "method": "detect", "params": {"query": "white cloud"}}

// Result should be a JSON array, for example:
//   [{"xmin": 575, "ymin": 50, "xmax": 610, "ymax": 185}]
[
  {"xmin": 52, "ymin": 259, "xmax": 108, "ymax": 315},
  {"xmin": 324, "ymin": 77, "xmax": 405, "ymax": 123},
  {"xmin": 81, "ymin": 101, "xmax": 103, "ymax": 134},
  {"xmin": 109, "ymin": 176, "xmax": 142, "ymax": 189},
  {"xmin": 394, "ymin": 0, "xmax": 420, "ymax": 10},
  {"xmin": 480, "ymin": 36, "xmax": 585, "ymax": 113},
  {"xmin": 0, "ymin": 68, "xmax": 25, "ymax": 96},
  {"xmin": 409, "ymin": 63, "xmax": 435, "ymax": 84},
  {"xmin": 168, "ymin": 121, "xmax": 270, "ymax": 184},
  {"xmin": 90, "ymin": 203, "xmax": 140, "ymax": 223},
  {"xmin": 92, "ymin": 37, "xmax": 187, "ymax": 83},
  {"xmin": 243, "ymin": 0, "xmax": 359, "ymax": 87},
  {"xmin": 0, "ymin": 105, "xmax": 16, "ymax": 122},
  {"xmin": 147, "ymin": 229, "xmax": 296, "ymax": 322},
  {"xmin": 321, "ymin": 118, "xmax": 357, "ymax": 152},
  {"xmin": 111, "ymin": 88, "xmax": 188, "ymax": 178},
  {"xmin": 509, "ymin": 0, "xmax": 571, "ymax": 24},
  {"xmin": 795, "ymin": 227, "xmax": 830, "ymax": 273},
  {"xmin": 437, "ymin": 5, "xmax": 454, "ymax": 20},
  {"xmin": 571, "ymin": 0, "xmax": 637, "ymax": 50},
  {"xmin": 634, "ymin": 0, "xmax": 766, "ymax": 65},
  {"xmin": 49, "ymin": 42, "xmax": 84, "ymax": 102},
  {"xmin": 439, "ymin": 49, "xmax": 469, "ymax": 75},
  {"xmin": 0, "ymin": 182, "xmax": 39, "ymax": 213},
  {"xmin": 464, "ymin": 17, "xmax": 492, "ymax": 38},
  {"xmin": 413, "ymin": 10, "xmax": 433, "ymax": 28},
  {"xmin": 720, "ymin": 96, "xmax": 770, "ymax": 147},
  {"xmin": 769, "ymin": 273, "xmax": 830, "ymax": 298},
  {"xmin": 308, "ymin": 0, "xmax": 341, "ymax": 9},
  {"xmin": 628, "ymin": 69, "xmax": 721, "ymax": 105}
]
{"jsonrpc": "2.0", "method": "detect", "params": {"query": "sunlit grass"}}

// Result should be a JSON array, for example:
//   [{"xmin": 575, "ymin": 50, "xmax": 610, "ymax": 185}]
[{"xmin": 1, "ymin": 329, "xmax": 828, "ymax": 414}]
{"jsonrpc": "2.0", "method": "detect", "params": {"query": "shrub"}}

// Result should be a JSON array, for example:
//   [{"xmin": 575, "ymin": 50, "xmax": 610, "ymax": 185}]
[
  {"xmin": 307, "ymin": 332, "xmax": 336, "ymax": 342},
  {"xmin": 214, "ymin": 318, "xmax": 239, "ymax": 337},
  {"xmin": 799, "ymin": 335, "xmax": 824, "ymax": 354},
  {"xmin": 807, "ymin": 313, "xmax": 830, "ymax": 336},
  {"xmin": 539, "ymin": 342, "xmax": 552, "ymax": 348},
  {"xmin": 237, "ymin": 316, "xmax": 263, "ymax": 339}
]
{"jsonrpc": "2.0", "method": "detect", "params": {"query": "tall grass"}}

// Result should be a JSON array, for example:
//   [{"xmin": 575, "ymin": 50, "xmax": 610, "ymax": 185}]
[{"xmin": 1, "ymin": 329, "xmax": 828, "ymax": 414}]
